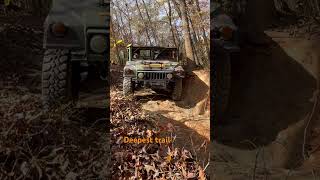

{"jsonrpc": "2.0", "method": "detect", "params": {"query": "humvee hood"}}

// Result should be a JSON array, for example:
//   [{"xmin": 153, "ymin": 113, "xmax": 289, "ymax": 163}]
[
  {"xmin": 44, "ymin": 0, "xmax": 108, "ymax": 49},
  {"xmin": 126, "ymin": 60, "xmax": 179, "ymax": 70}
]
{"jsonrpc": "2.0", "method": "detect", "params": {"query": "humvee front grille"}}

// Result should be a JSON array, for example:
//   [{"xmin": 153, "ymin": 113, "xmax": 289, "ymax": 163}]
[
  {"xmin": 138, "ymin": 71, "xmax": 169, "ymax": 80},
  {"xmin": 145, "ymin": 72, "xmax": 166, "ymax": 80}
]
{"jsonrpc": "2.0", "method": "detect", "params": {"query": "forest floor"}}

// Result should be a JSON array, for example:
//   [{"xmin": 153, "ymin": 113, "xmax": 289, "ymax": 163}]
[
  {"xmin": 0, "ymin": 14, "xmax": 111, "ymax": 179},
  {"xmin": 110, "ymin": 65, "xmax": 211, "ymax": 178}
]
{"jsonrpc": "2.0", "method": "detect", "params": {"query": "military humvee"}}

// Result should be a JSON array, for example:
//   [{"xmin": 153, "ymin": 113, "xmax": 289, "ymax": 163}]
[
  {"xmin": 42, "ymin": 0, "xmax": 109, "ymax": 109},
  {"xmin": 123, "ymin": 45, "xmax": 185, "ymax": 100}
]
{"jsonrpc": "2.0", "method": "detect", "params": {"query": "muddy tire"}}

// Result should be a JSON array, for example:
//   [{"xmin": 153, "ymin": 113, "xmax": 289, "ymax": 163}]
[
  {"xmin": 171, "ymin": 78, "xmax": 182, "ymax": 101},
  {"xmin": 123, "ymin": 77, "xmax": 134, "ymax": 96},
  {"xmin": 214, "ymin": 52, "xmax": 231, "ymax": 123},
  {"xmin": 42, "ymin": 49, "xmax": 80, "ymax": 109}
]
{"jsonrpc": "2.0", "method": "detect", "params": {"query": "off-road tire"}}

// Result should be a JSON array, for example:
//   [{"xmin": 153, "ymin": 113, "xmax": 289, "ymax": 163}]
[
  {"xmin": 123, "ymin": 77, "xmax": 134, "ymax": 96},
  {"xmin": 42, "ymin": 49, "xmax": 80, "ymax": 109},
  {"xmin": 213, "ymin": 52, "xmax": 231, "ymax": 123},
  {"xmin": 171, "ymin": 78, "xmax": 182, "ymax": 101}
]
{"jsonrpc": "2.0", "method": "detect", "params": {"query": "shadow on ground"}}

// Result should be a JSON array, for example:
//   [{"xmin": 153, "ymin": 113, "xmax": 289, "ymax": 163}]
[
  {"xmin": 147, "ymin": 111, "xmax": 210, "ymax": 167},
  {"xmin": 213, "ymin": 35, "xmax": 316, "ymax": 149},
  {"xmin": 69, "ymin": 107, "xmax": 109, "ymax": 127}
]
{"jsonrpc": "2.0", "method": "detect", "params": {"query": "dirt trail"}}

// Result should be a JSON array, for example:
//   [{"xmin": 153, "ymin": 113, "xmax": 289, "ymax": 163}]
[
  {"xmin": 111, "ymin": 66, "xmax": 211, "ymax": 166},
  {"xmin": 138, "ymin": 70, "xmax": 210, "ymax": 139}
]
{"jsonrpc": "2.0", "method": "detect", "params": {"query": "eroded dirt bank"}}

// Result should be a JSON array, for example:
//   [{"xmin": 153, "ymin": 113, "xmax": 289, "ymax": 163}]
[
  {"xmin": 139, "ymin": 70, "xmax": 210, "ymax": 139},
  {"xmin": 212, "ymin": 30, "xmax": 320, "ymax": 179}
]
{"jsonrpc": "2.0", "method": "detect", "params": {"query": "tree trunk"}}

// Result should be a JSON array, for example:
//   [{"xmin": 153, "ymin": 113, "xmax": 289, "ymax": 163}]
[
  {"xmin": 166, "ymin": 0, "xmax": 178, "ymax": 47},
  {"xmin": 187, "ymin": 9, "xmax": 200, "ymax": 65},
  {"xmin": 194, "ymin": 0, "xmax": 209, "ymax": 58},
  {"xmin": 178, "ymin": 0, "xmax": 196, "ymax": 70}
]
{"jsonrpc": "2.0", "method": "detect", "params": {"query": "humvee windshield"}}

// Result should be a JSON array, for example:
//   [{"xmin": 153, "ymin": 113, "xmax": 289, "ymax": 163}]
[{"xmin": 132, "ymin": 47, "xmax": 178, "ymax": 61}]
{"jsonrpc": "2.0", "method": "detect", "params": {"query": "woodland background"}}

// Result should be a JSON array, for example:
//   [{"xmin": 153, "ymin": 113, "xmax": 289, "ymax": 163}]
[{"xmin": 110, "ymin": 0, "xmax": 210, "ymax": 69}]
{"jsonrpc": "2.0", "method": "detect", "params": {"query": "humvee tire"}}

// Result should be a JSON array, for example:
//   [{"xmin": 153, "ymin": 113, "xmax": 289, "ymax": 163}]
[
  {"xmin": 42, "ymin": 49, "xmax": 80, "ymax": 109},
  {"xmin": 171, "ymin": 78, "xmax": 182, "ymax": 101},
  {"xmin": 214, "ymin": 52, "xmax": 231, "ymax": 122},
  {"xmin": 123, "ymin": 77, "xmax": 134, "ymax": 96}
]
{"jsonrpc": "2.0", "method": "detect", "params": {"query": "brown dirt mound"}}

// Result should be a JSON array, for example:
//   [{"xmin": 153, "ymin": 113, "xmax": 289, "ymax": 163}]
[
  {"xmin": 182, "ymin": 70, "xmax": 210, "ymax": 115},
  {"xmin": 140, "ymin": 70, "xmax": 210, "ymax": 139}
]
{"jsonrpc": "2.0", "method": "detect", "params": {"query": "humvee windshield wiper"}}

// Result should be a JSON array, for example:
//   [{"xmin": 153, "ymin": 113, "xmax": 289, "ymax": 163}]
[{"xmin": 133, "ymin": 48, "xmax": 141, "ymax": 54}]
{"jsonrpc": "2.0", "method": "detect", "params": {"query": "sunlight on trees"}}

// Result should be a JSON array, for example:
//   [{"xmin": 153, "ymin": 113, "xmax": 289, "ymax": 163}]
[{"xmin": 111, "ymin": 0, "xmax": 209, "ymax": 68}]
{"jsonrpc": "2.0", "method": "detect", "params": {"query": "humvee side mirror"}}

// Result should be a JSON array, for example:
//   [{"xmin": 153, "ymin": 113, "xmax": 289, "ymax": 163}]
[
  {"xmin": 127, "ymin": 47, "xmax": 132, "ymax": 61},
  {"xmin": 119, "ymin": 50, "xmax": 125, "ymax": 60},
  {"xmin": 118, "ymin": 50, "xmax": 125, "ymax": 65}
]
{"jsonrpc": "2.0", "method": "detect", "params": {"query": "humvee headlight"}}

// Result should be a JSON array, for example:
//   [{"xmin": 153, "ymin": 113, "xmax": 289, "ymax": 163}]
[
  {"xmin": 90, "ymin": 35, "xmax": 107, "ymax": 53},
  {"xmin": 167, "ymin": 73, "xmax": 173, "ymax": 79},
  {"xmin": 51, "ymin": 22, "xmax": 67, "ymax": 37},
  {"xmin": 137, "ymin": 73, "xmax": 144, "ymax": 79}
]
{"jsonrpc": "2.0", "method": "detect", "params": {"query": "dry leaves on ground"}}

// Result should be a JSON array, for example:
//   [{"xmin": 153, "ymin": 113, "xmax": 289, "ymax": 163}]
[{"xmin": 110, "ymin": 89, "xmax": 207, "ymax": 179}]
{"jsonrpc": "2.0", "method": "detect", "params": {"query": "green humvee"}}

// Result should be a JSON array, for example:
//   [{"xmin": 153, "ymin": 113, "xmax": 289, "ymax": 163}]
[
  {"xmin": 123, "ymin": 44, "xmax": 185, "ymax": 100},
  {"xmin": 42, "ymin": 0, "xmax": 109, "ymax": 109}
]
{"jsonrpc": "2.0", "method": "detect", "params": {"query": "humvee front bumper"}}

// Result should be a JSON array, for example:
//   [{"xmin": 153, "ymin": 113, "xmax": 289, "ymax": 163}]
[
  {"xmin": 71, "ymin": 50, "xmax": 106, "ymax": 62},
  {"xmin": 133, "ymin": 70, "xmax": 175, "ymax": 89}
]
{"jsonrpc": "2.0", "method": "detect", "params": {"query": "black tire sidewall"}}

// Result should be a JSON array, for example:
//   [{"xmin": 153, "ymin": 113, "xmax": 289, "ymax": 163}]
[
  {"xmin": 123, "ymin": 77, "xmax": 134, "ymax": 96},
  {"xmin": 42, "ymin": 49, "xmax": 80, "ymax": 109},
  {"xmin": 172, "ymin": 78, "xmax": 182, "ymax": 101}
]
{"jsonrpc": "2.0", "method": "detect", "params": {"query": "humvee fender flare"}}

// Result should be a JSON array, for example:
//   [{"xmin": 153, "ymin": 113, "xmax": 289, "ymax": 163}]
[
  {"xmin": 43, "ymin": 16, "xmax": 83, "ymax": 49},
  {"xmin": 43, "ymin": 29, "xmax": 82, "ymax": 49}
]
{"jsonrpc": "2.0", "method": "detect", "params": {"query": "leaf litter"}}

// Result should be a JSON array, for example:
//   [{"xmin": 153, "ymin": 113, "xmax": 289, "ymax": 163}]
[
  {"xmin": 110, "ymin": 88, "xmax": 208, "ymax": 179},
  {"xmin": 0, "ymin": 87, "xmax": 110, "ymax": 179}
]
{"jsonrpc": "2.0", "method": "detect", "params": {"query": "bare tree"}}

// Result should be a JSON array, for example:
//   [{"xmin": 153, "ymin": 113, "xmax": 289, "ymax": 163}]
[
  {"xmin": 178, "ymin": 0, "xmax": 197, "ymax": 69},
  {"xmin": 141, "ymin": 0, "xmax": 159, "ymax": 45},
  {"xmin": 135, "ymin": 0, "xmax": 153, "ymax": 46}
]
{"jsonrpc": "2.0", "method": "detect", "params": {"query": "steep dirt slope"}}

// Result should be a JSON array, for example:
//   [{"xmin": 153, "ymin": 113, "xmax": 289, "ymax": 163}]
[
  {"xmin": 140, "ymin": 70, "xmax": 210, "ymax": 139},
  {"xmin": 212, "ymin": 30, "xmax": 320, "ymax": 178}
]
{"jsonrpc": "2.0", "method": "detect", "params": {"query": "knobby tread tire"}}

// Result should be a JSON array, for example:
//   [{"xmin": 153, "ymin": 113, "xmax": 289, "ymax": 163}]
[
  {"xmin": 123, "ymin": 77, "xmax": 134, "ymax": 96},
  {"xmin": 42, "ymin": 49, "xmax": 78, "ymax": 109},
  {"xmin": 171, "ymin": 78, "xmax": 182, "ymax": 101}
]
